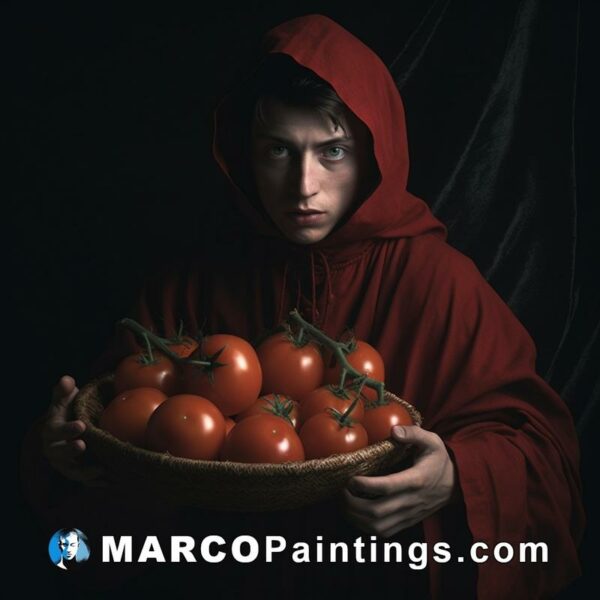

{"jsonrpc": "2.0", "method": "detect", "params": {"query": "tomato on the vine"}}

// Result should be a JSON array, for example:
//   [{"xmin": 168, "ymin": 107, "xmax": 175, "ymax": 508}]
[
  {"xmin": 235, "ymin": 393, "xmax": 298, "ymax": 430},
  {"xmin": 178, "ymin": 334, "xmax": 262, "ymax": 416},
  {"xmin": 299, "ymin": 411, "xmax": 368, "ymax": 459},
  {"xmin": 362, "ymin": 401, "xmax": 414, "ymax": 443},
  {"xmin": 297, "ymin": 385, "xmax": 364, "ymax": 427},
  {"xmin": 256, "ymin": 330, "xmax": 324, "ymax": 400},
  {"xmin": 145, "ymin": 394, "xmax": 226, "ymax": 460},
  {"xmin": 114, "ymin": 351, "xmax": 177, "ymax": 395},
  {"xmin": 99, "ymin": 387, "xmax": 166, "ymax": 446},
  {"xmin": 323, "ymin": 339, "xmax": 385, "ymax": 402},
  {"xmin": 222, "ymin": 414, "xmax": 304, "ymax": 464}
]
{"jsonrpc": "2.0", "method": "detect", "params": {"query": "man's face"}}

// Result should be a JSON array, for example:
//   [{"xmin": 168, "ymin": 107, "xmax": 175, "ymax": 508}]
[
  {"xmin": 250, "ymin": 97, "xmax": 378, "ymax": 244},
  {"xmin": 58, "ymin": 532, "xmax": 79, "ymax": 560}
]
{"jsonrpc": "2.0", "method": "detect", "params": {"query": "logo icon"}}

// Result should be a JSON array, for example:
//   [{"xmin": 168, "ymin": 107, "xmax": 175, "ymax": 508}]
[{"xmin": 48, "ymin": 528, "xmax": 90, "ymax": 571}]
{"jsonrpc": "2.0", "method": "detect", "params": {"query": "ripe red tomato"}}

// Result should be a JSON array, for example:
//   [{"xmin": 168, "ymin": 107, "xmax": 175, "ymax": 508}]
[
  {"xmin": 235, "ymin": 393, "xmax": 298, "ymax": 429},
  {"xmin": 99, "ymin": 387, "xmax": 166, "ymax": 446},
  {"xmin": 256, "ymin": 332, "xmax": 324, "ymax": 400},
  {"xmin": 297, "ymin": 385, "xmax": 364, "ymax": 427},
  {"xmin": 179, "ymin": 334, "xmax": 262, "ymax": 416},
  {"xmin": 221, "ymin": 414, "xmax": 305, "ymax": 464},
  {"xmin": 362, "ymin": 402, "xmax": 414, "ymax": 443},
  {"xmin": 299, "ymin": 412, "xmax": 368, "ymax": 459},
  {"xmin": 114, "ymin": 351, "xmax": 177, "ymax": 395},
  {"xmin": 145, "ymin": 394, "xmax": 226, "ymax": 460},
  {"xmin": 323, "ymin": 340, "xmax": 385, "ymax": 402}
]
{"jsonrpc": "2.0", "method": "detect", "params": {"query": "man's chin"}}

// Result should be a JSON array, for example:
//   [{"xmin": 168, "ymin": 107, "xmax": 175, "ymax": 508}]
[{"xmin": 280, "ymin": 226, "xmax": 330, "ymax": 245}]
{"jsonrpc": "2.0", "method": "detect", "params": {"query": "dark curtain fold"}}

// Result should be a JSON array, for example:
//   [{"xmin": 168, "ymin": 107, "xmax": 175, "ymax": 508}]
[{"xmin": 385, "ymin": 0, "xmax": 596, "ymax": 439}]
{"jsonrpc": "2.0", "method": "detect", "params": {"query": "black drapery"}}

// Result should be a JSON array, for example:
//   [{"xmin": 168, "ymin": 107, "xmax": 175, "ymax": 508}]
[
  {"xmin": 389, "ymin": 0, "xmax": 594, "ymax": 427},
  {"xmin": 11, "ymin": 1, "xmax": 596, "ymax": 597}
]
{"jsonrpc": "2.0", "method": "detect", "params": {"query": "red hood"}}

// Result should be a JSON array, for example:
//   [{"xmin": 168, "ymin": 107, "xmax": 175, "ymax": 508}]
[{"xmin": 212, "ymin": 14, "xmax": 447, "ymax": 255}]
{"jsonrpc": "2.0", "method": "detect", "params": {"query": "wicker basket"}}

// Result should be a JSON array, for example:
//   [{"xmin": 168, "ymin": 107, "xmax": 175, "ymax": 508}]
[{"xmin": 72, "ymin": 374, "xmax": 422, "ymax": 511}]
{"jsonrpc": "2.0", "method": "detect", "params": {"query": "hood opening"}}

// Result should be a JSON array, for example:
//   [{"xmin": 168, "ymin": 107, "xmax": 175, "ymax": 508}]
[{"xmin": 212, "ymin": 14, "xmax": 447, "ymax": 248}]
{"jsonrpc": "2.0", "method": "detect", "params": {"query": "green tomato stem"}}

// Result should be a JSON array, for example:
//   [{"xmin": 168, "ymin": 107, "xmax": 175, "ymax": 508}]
[
  {"xmin": 288, "ymin": 309, "xmax": 386, "ymax": 404},
  {"xmin": 142, "ymin": 332, "xmax": 155, "ymax": 363},
  {"xmin": 339, "ymin": 374, "xmax": 367, "ymax": 424},
  {"xmin": 119, "ymin": 318, "xmax": 210, "ymax": 366}
]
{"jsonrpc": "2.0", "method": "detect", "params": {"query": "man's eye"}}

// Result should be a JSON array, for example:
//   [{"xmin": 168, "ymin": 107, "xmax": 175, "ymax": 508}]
[
  {"xmin": 267, "ymin": 145, "xmax": 289, "ymax": 158},
  {"xmin": 324, "ymin": 146, "xmax": 347, "ymax": 160}
]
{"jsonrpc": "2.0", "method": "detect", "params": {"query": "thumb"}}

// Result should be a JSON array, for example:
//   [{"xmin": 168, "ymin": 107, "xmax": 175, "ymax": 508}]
[
  {"xmin": 391, "ymin": 424, "xmax": 433, "ymax": 448},
  {"xmin": 49, "ymin": 375, "xmax": 79, "ymax": 417}
]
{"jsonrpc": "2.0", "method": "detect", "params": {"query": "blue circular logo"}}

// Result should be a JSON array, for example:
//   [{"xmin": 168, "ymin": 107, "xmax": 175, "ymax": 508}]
[{"xmin": 48, "ymin": 528, "xmax": 90, "ymax": 570}]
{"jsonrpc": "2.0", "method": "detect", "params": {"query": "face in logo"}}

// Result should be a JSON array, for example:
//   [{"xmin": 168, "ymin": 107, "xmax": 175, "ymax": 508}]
[
  {"xmin": 49, "ymin": 528, "xmax": 90, "ymax": 570},
  {"xmin": 58, "ymin": 531, "xmax": 80, "ymax": 562}
]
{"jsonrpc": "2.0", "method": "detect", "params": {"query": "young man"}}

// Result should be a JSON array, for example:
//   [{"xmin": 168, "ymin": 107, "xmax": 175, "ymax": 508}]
[{"xmin": 33, "ymin": 14, "xmax": 582, "ymax": 598}]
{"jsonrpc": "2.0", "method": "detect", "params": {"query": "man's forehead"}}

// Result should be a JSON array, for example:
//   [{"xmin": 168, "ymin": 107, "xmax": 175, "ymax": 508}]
[
  {"xmin": 254, "ymin": 129, "xmax": 353, "ymax": 146},
  {"xmin": 253, "ymin": 97, "xmax": 350, "ymax": 131}
]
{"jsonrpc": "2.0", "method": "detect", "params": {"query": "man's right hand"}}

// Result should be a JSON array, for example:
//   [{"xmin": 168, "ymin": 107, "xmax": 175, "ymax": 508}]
[{"xmin": 42, "ymin": 375, "xmax": 105, "ymax": 484}]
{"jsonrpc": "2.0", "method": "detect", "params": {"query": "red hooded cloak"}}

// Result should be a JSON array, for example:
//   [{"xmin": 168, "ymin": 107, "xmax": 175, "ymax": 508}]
[{"xmin": 21, "ymin": 13, "xmax": 583, "ymax": 599}]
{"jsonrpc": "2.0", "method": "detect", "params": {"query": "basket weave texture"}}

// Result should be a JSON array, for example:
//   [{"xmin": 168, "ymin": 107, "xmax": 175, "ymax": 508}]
[{"xmin": 73, "ymin": 374, "xmax": 422, "ymax": 511}]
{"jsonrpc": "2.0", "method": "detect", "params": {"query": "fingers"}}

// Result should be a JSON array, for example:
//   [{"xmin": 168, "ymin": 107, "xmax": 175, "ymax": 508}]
[
  {"xmin": 42, "ymin": 419, "xmax": 86, "ymax": 445},
  {"xmin": 344, "ymin": 504, "xmax": 415, "ymax": 538},
  {"xmin": 46, "ymin": 438, "xmax": 86, "ymax": 459},
  {"xmin": 45, "ymin": 438, "xmax": 107, "ymax": 484},
  {"xmin": 42, "ymin": 376, "xmax": 109, "ymax": 485},
  {"xmin": 342, "ymin": 489, "xmax": 428, "ymax": 538},
  {"xmin": 48, "ymin": 375, "xmax": 80, "ymax": 419},
  {"xmin": 348, "ymin": 467, "xmax": 424, "ymax": 498},
  {"xmin": 46, "ymin": 443, "xmax": 108, "ymax": 486},
  {"xmin": 343, "ymin": 487, "xmax": 412, "ymax": 519}
]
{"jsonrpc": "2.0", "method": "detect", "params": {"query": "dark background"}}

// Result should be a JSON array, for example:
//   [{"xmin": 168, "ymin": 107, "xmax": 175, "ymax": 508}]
[{"xmin": 11, "ymin": 0, "xmax": 597, "ymax": 596}]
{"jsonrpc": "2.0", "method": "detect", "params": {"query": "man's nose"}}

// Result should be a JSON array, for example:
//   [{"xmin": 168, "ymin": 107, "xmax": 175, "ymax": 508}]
[{"xmin": 297, "ymin": 154, "xmax": 320, "ymax": 198}]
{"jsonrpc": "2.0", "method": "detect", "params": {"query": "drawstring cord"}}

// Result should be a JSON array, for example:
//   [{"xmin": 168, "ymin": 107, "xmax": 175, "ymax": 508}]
[{"xmin": 276, "ymin": 248, "xmax": 335, "ymax": 327}]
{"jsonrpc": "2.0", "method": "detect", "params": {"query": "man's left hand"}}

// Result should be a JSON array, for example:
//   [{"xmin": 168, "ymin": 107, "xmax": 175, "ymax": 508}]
[{"xmin": 342, "ymin": 425, "xmax": 457, "ymax": 538}]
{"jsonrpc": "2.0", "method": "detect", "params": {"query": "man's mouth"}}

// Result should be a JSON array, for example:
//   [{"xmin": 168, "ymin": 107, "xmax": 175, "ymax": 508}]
[{"xmin": 287, "ymin": 209, "xmax": 324, "ymax": 215}]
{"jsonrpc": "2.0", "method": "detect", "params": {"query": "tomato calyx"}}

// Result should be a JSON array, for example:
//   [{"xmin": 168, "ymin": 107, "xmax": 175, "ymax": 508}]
[
  {"xmin": 326, "ymin": 375, "xmax": 367, "ymax": 427},
  {"xmin": 364, "ymin": 394, "xmax": 393, "ymax": 410},
  {"xmin": 325, "ymin": 383, "xmax": 353, "ymax": 400},
  {"xmin": 261, "ymin": 394, "xmax": 296, "ymax": 426},
  {"xmin": 326, "ymin": 406, "xmax": 357, "ymax": 428},
  {"xmin": 279, "ymin": 320, "xmax": 319, "ymax": 350},
  {"xmin": 185, "ymin": 344, "xmax": 228, "ymax": 383}
]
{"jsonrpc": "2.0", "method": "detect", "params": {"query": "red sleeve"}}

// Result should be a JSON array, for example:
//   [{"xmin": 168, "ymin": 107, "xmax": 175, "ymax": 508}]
[{"xmin": 415, "ymin": 253, "xmax": 585, "ymax": 599}]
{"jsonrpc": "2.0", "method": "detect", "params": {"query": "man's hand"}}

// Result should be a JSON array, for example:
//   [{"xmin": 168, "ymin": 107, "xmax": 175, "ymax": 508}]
[
  {"xmin": 42, "ymin": 375, "xmax": 106, "ymax": 485},
  {"xmin": 342, "ymin": 425, "xmax": 457, "ymax": 538}
]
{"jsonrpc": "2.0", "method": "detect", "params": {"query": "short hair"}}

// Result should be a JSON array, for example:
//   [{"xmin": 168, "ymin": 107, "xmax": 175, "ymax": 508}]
[
  {"xmin": 247, "ymin": 53, "xmax": 348, "ymax": 135},
  {"xmin": 57, "ymin": 528, "xmax": 79, "ymax": 544}
]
